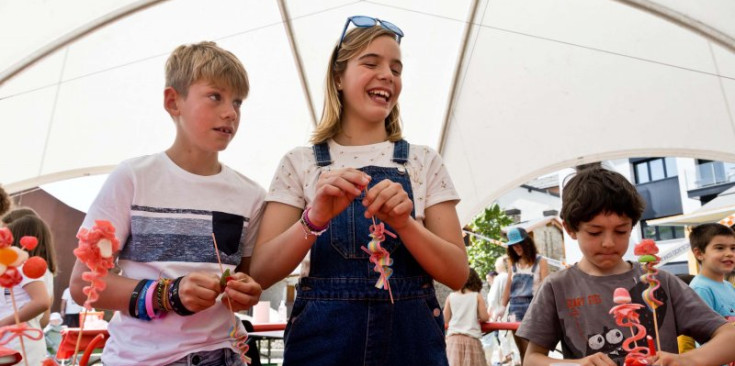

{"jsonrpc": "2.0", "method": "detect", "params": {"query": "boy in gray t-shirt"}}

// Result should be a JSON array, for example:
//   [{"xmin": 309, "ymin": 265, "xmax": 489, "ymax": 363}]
[{"xmin": 518, "ymin": 166, "xmax": 735, "ymax": 366}]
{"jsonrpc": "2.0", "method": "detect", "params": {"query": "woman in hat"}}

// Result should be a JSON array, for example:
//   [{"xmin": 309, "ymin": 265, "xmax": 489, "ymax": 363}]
[{"xmin": 501, "ymin": 227, "xmax": 548, "ymax": 365}]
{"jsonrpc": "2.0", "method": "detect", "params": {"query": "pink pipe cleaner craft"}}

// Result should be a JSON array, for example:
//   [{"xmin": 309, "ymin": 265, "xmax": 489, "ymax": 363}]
[
  {"xmin": 0, "ymin": 227, "xmax": 49, "ymax": 366},
  {"xmin": 212, "ymin": 233, "xmax": 251, "ymax": 364},
  {"xmin": 609, "ymin": 287, "xmax": 652, "ymax": 366},
  {"xmin": 361, "ymin": 221, "xmax": 397, "ymax": 304},
  {"xmin": 72, "ymin": 220, "xmax": 120, "ymax": 365},
  {"xmin": 633, "ymin": 239, "xmax": 663, "ymax": 352}
]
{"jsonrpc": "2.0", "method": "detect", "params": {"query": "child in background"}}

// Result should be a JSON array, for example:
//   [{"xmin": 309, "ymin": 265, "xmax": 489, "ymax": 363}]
[
  {"xmin": 0, "ymin": 214, "xmax": 56, "ymax": 366},
  {"xmin": 689, "ymin": 223, "xmax": 735, "ymax": 322},
  {"xmin": 251, "ymin": 15, "xmax": 468, "ymax": 366},
  {"xmin": 445, "ymin": 268, "xmax": 490, "ymax": 366},
  {"xmin": 517, "ymin": 165, "xmax": 735, "ymax": 366},
  {"xmin": 485, "ymin": 256, "xmax": 515, "ymax": 365},
  {"xmin": 502, "ymin": 227, "xmax": 548, "ymax": 365},
  {"xmin": 44, "ymin": 312, "xmax": 64, "ymax": 356},
  {"xmin": 69, "ymin": 41, "xmax": 264, "ymax": 366}
]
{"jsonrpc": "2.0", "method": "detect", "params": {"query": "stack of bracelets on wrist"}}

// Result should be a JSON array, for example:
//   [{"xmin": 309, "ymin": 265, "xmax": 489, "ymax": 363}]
[
  {"xmin": 299, "ymin": 207, "xmax": 329, "ymax": 239},
  {"xmin": 128, "ymin": 276, "xmax": 193, "ymax": 321}
]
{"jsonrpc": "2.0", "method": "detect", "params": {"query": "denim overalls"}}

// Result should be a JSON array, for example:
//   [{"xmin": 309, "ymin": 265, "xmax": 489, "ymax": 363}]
[
  {"xmin": 282, "ymin": 140, "xmax": 448, "ymax": 366},
  {"xmin": 508, "ymin": 255, "xmax": 541, "ymax": 322}
]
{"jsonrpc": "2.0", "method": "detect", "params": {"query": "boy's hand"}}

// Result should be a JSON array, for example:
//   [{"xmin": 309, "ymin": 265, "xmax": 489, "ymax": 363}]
[
  {"xmin": 362, "ymin": 179, "xmax": 413, "ymax": 230},
  {"xmin": 576, "ymin": 352, "xmax": 617, "ymax": 366},
  {"xmin": 648, "ymin": 351, "xmax": 694, "ymax": 366},
  {"xmin": 221, "ymin": 272, "xmax": 262, "ymax": 312},
  {"xmin": 179, "ymin": 272, "xmax": 222, "ymax": 313},
  {"xmin": 311, "ymin": 168, "xmax": 371, "ymax": 227}
]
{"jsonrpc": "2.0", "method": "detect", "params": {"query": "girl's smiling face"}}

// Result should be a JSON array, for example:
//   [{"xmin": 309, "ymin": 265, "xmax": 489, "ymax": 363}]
[{"xmin": 338, "ymin": 35, "xmax": 402, "ymax": 127}]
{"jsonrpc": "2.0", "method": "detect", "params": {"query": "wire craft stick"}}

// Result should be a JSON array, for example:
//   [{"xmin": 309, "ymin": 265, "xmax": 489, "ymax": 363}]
[{"xmin": 211, "ymin": 233, "xmax": 251, "ymax": 364}]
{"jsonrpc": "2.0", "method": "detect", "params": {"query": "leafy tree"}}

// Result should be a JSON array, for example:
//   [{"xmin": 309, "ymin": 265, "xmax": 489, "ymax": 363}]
[{"xmin": 466, "ymin": 204, "xmax": 513, "ymax": 277}]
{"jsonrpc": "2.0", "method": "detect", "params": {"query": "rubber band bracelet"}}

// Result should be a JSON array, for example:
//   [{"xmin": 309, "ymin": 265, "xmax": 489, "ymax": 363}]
[
  {"xmin": 137, "ymin": 280, "xmax": 152, "ymax": 321},
  {"xmin": 129, "ymin": 279, "xmax": 148, "ymax": 318},
  {"xmin": 145, "ymin": 280, "xmax": 159, "ymax": 319},
  {"xmin": 169, "ymin": 276, "xmax": 195, "ymax": 316},
  {"xmin": 299, "ymin": 207, "xmax": 329, "ymax": 239}
]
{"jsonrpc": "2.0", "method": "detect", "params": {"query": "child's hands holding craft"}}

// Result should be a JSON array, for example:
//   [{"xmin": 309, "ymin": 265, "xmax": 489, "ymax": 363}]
[
  {"xmin": 362, "ymin": 179, "xmax": 413, "ymax": 230},
  {"xmin": 221, "ymin": 272, "xmax": 262, "ymax": 312},
  {"xmin": 177, "ymin": 272, "xmax": 222, "ymax": 313}
]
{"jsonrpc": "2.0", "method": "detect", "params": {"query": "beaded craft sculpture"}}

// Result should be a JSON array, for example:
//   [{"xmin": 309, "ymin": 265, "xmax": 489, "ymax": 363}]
[
  {"xmin": 634, "ymin": 239, "xmax": 662, "ymax": 352},
  {"xmin": 72, "ymin": 220, "xmax": 121, "ymax": 365},
  {"xmin": 609, "ymin": 287, "xmax": 654, "ymax": 366},
  {"xmin": 0, "ymin": 227, "xmax": 48, "ymax": 366}
]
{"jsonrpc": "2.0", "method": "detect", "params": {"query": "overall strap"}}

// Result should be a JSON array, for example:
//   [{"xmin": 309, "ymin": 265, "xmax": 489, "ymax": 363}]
[
  {"xmin": 312, "ymin": 142, "xmax": 332, "ymax": 167},
  {"xmin": 531, "ymin": 255, "xmax": 542, "ymax": 272},
  {"xmin": 392, "ymin": 139, "xmax": 409, "ymax": 164}
]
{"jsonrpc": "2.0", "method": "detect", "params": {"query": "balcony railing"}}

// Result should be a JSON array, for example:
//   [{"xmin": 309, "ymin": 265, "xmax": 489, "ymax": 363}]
[{"xmin": 684, "ymin": 162, "xmax": 735, "ymax": 190}]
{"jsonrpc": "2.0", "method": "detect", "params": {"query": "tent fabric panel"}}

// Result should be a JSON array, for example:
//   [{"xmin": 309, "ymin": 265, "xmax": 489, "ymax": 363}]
[
  {"xmin": 445, "ymin": 24, "xmax": 735, "ymax": 222},
  {"xmin": 480, "ymin": 0, "xmax": 717, "ymax": 75}
]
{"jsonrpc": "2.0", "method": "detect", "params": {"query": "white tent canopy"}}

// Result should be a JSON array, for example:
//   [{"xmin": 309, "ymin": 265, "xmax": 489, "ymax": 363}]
[{"xmin": 2, "ymin": 0, "xmax": 735, "ymax": 224}]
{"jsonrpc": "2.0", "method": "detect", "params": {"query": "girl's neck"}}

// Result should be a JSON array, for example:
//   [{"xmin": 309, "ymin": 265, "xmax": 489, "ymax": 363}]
[{"xmin": 335, "ymin": 116, "xmax": 388, "ymax": 146}]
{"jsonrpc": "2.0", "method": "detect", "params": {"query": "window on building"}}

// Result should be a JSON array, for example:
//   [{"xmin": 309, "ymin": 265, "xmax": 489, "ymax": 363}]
[
  {"xmin": 641, "ymin": 222, "xmax": 685, "ymax": 241},
  {"xmin": 633, "ymin": 158, "xmax": 678, "ymax": 184}
]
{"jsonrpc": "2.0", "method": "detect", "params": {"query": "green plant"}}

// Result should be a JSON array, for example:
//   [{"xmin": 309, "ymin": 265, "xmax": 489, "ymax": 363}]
[{"xmin": 466, "ymin": 204, "xmax": 513, "ymax": 277}]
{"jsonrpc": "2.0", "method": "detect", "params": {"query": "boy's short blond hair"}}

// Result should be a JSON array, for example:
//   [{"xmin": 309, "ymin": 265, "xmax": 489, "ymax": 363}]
[{"xmin": 165, "ymin": 41, "xmax": 249, "ymax": 98}]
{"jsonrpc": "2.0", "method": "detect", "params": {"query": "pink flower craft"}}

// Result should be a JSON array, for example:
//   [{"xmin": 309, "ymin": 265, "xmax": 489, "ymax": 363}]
[
  {"xmin": 74, "ymin": 220, "xmax": 120, "ymax": 309},
  {"xmin": 609, "ymin": 288, "xmax": 651, "ymax": 366},
  {"xmin": 361, "ymin": 221, "xmax": 397, "ymax": 304}
]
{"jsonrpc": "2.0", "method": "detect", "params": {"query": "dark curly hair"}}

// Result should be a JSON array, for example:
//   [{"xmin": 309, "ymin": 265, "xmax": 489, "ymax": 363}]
[
  {"xmin": 561, "ymin": 165, "xmax": 645, "ymax": 232},
  {"xmin": 462, "ymin": 268, "xmax": 484, "ymax": 293}
]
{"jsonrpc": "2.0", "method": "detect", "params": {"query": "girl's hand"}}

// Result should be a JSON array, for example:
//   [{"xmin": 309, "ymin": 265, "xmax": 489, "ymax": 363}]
[
  {"xmin": 362, "ymin": 179, "xmax": 413, "ymax": 230},
  {"xmin": 310, "ymin": 168, "xmax": 371, "ymax": 226},
  {"xmin": 222, "ymin": 272, "xmax": 262, "ymax": 312},
  {"xmin": 178, "ymin": 272, "xmax": 222, "ymax": 313}
]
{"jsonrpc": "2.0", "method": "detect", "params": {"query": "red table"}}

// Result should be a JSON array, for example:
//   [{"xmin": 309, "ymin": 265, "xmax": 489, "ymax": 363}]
[
  {"xmin": 56, "ymin": 328, "xmax": 108, "ymax": 360},
  {"xmin": 481, "ymin": 321, "xmax": 520, "ymax": 333}
]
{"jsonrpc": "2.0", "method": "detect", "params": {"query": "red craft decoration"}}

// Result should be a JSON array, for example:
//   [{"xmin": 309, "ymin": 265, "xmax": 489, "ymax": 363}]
[{"xmin": 74, "ymin": 220, "xmax": 120, "ymax": 309}]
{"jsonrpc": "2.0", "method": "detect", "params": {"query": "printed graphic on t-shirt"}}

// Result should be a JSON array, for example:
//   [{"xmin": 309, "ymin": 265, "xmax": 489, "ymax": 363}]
[{"xmin": 563, "ymin": 280, "xmax": 668, "ymax": 364}]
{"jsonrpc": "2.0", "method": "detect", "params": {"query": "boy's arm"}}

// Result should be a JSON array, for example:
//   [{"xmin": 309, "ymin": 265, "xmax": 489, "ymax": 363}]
[
  {"xmin": 70, "ymin": 258, "xmax": 224, "ymax": 315},
  {"xmin": 653, "ymin": 322, "xmax": 735, "ymax": 366},
  {"xmin": 526, "ymin": 342, "xmax": 616, "ymax": 366}
]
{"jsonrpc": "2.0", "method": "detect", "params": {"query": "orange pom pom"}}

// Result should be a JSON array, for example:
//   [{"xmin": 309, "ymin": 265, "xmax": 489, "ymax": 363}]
[
  {"xmin": 0, "ymin": 248, "xmax": 18, "ymax": 266},
  {"xmin": 23, "ymin": 256, "xmax": 47, "ymax": 279}
]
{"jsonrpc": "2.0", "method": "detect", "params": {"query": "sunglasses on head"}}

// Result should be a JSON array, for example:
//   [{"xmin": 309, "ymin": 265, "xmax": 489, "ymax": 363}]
[{"xmin": 336, "ymin": 15, "xmax": 404, "ymax": 53}]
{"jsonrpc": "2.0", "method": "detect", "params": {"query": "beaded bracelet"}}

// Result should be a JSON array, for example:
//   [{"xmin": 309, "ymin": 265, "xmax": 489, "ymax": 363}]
[
  {"xmin": 129, "ymin": 279, "xmax": 148, "ymax": 318},
  {"xmin": 299, "ymin": 207, "xmax": 329, "ymax": 239}
]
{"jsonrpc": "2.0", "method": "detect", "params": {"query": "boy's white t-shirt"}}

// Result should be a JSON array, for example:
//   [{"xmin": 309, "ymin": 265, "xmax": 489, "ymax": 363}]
[
  {"xmin": 0, "ymin": 265, "xmax": 53, "ymax": 366},
  {"xmin": 82, "ymin": 153, "xmax": 265, "ymax": 365},
  {"xmin": 266, "ymin": 140, "xmax": 460, "ymax": 277}
]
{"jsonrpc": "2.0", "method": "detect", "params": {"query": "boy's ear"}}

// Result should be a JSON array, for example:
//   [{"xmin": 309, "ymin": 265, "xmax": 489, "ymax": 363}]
[
  {"xmin": 164, "ymin": 87, "xmax": 181, "ymax": 116},
  {"xmin": 562, "ymin": 221, "xmax": 577, "ymax": 239},
  {"xmin": 692, "ymin": 247, "xmax": 704, "ymax": 261}
]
